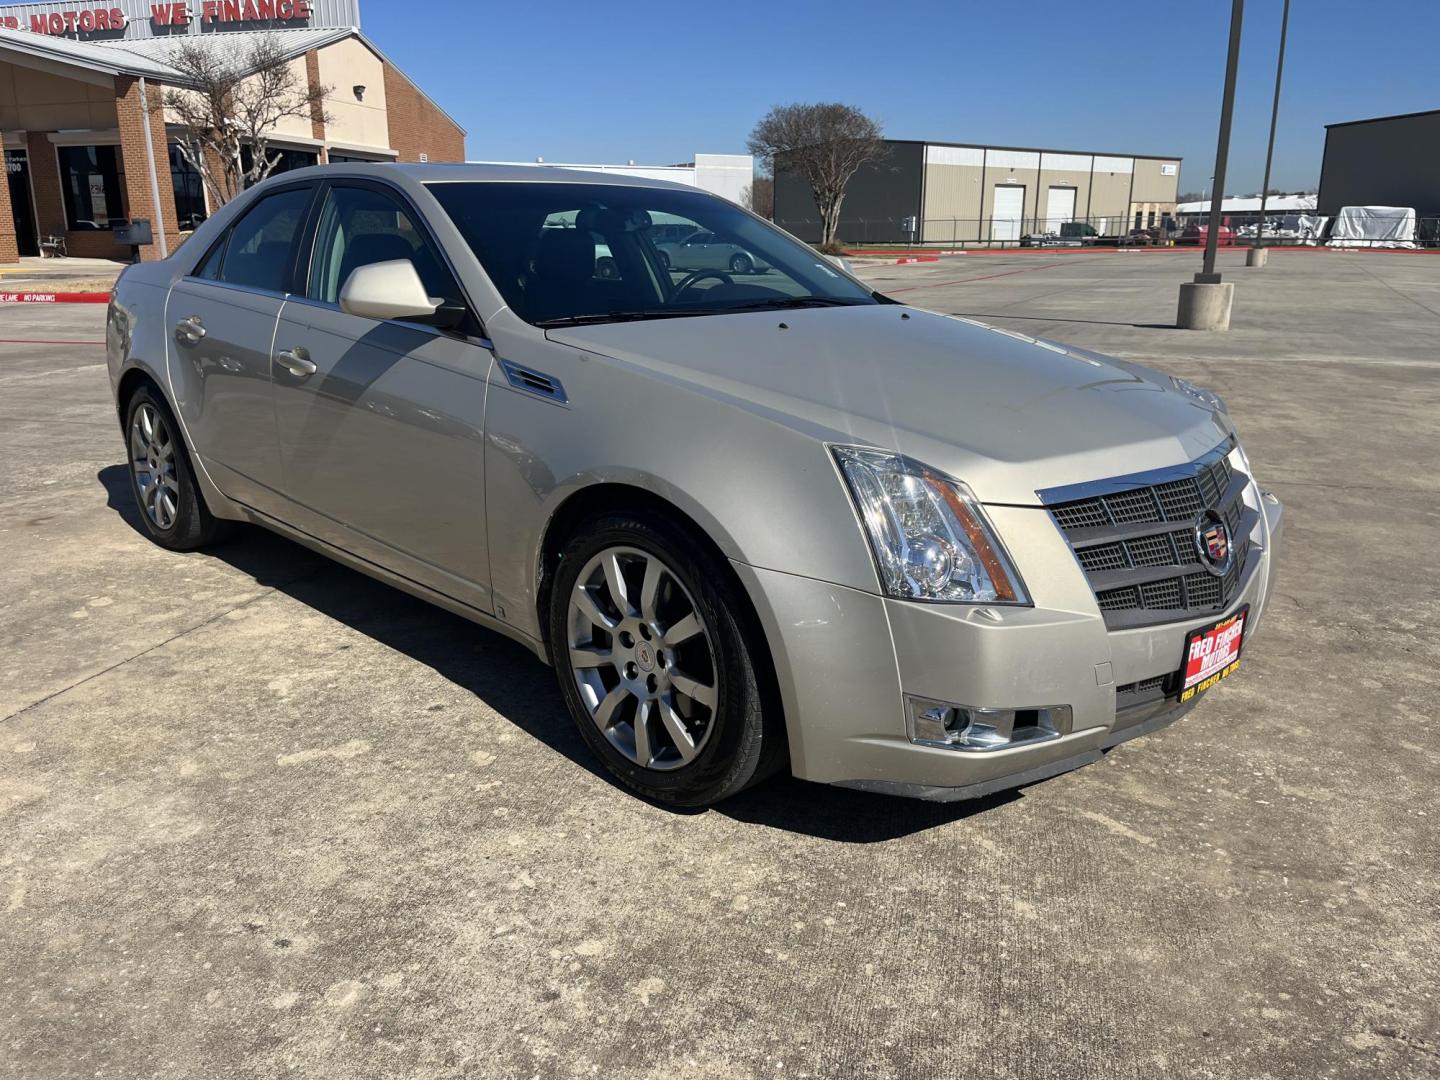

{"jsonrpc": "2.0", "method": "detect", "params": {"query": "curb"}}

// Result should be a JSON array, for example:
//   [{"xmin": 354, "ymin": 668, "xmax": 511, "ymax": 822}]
[{"xmin": 0, "ymin": 291, "xmax": 112, "ymax": 303}]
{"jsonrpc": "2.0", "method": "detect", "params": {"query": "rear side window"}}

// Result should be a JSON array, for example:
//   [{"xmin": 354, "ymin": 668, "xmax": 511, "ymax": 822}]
[{"xmin": 212, "ymin": 187, "xmax": 311, "ymax": 293}]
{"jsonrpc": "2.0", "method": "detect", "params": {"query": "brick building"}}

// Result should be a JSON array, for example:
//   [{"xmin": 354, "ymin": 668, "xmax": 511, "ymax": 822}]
[{"xmin": 1, "ymin": 1, "xmax": 465, "ymax": 264}]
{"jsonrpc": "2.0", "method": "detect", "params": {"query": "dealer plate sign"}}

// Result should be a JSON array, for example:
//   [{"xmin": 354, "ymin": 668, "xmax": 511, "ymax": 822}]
[{"xmin": 1178, "ymin": 606, "xmax": 1248, "ymax": 702}]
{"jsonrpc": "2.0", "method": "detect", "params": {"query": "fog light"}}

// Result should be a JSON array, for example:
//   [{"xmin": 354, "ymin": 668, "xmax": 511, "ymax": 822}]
[{"xmin": 906, "ymin": 696, "xmax": 1072, "ymax": 752}]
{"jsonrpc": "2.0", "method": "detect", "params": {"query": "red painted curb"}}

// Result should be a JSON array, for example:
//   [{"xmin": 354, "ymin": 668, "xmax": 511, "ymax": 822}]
[{"xmin": 0, "ymin": 291, "xmax": 112, "ymax": 303}]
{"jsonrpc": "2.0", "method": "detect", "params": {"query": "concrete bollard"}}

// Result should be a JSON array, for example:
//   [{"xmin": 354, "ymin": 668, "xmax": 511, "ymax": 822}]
[
  {"xmin": 1246, "ymin": 247, "xmax": 1268, "ymax": 267},
  {"xmin": 1177, "ymin": 281, "xmax": 1234, "ymax": 331}
]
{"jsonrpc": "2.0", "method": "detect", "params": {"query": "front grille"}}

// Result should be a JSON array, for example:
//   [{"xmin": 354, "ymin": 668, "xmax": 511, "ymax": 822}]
[
  {"xmin": 1040, "ymin": 440, "xmax": 1257, "ymax": 630},
  {"xmin": 1115, "ymin": 675, "xmax": 1169, "ymax": 710}
]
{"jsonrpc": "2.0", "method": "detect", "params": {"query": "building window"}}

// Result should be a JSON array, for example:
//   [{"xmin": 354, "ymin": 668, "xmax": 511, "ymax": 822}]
[
  {"xmin": 57, "ymin": 145, "xmax": 127, "ymax": 230},
  {"xmin": 1147, "ymin": 210, "xmax": 1156, "ymax": 228},
  {"xmin": 240, "ymin": 145, "xmax": 319, "ymax": 177},
  {"xmin": 327, "ymin": 153, "xmax": 389, "ymax": 164},
  {"xmin": 169, "ymin": 145, "xmax": 208, "ymax": 231}
]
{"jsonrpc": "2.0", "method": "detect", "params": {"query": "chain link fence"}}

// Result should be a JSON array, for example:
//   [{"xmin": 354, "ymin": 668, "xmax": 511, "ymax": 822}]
[{"xmin": 775, "ymin": 212, "xmax": 1440, "ymax": 250}]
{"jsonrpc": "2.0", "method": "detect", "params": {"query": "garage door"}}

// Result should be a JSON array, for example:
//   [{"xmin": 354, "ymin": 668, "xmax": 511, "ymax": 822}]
[
  {"xmin": 991, "ymin": 185, "xmax": 1024, "ymax": 242},
  {"xmin": 1045, "ymin": 186, "xmax": 1077, "ymax": 234}
]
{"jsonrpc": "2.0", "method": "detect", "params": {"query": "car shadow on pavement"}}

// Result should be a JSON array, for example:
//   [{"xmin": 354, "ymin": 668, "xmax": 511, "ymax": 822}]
[{"xmin": 99, "ymin": 465, "xmax": 1017, "ymax": 842}]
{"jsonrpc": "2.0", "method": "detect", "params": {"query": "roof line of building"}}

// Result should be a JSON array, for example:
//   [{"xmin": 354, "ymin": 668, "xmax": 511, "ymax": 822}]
[
  {"xmin": 1324, "ymin": 107, "xmax": 1440, "ymax": 129},
  {"xmin": 0, "ymin": 24, "xmax": 465, "ymax": 135},
  {"xmin": 345, "ymin": 31, "xmax": 466, "ymax": 137},
  {"xmin": 0, "ymin": 25, "xmax": 177, "ymax": 78},
  {"xmin": 878, "ymin": 137, "xmax": 1182, "ymax": 162}
]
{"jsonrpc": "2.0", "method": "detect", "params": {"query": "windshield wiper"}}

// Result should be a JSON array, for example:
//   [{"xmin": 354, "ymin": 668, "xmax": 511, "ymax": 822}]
[
  {"xmin": 725, "ymin": 296, "xmax": 868, "ymax": 311},
  {"xmin": 536, "ymin": 309, "xmax": 719, "ymax": 328}
]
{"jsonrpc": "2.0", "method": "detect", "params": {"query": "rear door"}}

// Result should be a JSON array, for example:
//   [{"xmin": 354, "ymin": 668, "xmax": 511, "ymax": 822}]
[
  {"xmin": 267, "ymin": 179, "xmax": 494, "ymax": 612},
  {"xmin": 165, "ymin": 183, "xmax": 315, "ymax": 511}
]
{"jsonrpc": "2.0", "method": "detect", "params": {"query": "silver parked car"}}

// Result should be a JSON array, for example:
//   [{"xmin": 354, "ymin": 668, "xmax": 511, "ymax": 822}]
[
  {"xmin": 106, "ymin": 164, "xmax": 1283, "ymax": 807},
  {"xmin": 656, "ymin": 229, "xmax": 769, "ymax": 274}
]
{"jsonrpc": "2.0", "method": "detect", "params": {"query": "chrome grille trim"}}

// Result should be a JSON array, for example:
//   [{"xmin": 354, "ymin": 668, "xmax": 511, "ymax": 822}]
[{"xmin": 1039, "ymin": 439, "xmax": 1257, "ymax": 630}]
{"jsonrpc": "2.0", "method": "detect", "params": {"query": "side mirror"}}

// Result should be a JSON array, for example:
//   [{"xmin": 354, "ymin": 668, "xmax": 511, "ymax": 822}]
[{"xmin": 340, "ymin": 259, "xmax": 456, "ymax": 324}]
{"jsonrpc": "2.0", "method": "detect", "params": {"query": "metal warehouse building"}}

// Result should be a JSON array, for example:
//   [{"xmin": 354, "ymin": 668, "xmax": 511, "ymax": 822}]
[
  {"xmin": 1318, "ymin": 109, "xmax": 1440, "ymax": 216},
  {"xmin": 775, "ymin": 139, "xmax": 1182, "ymax": 246}
]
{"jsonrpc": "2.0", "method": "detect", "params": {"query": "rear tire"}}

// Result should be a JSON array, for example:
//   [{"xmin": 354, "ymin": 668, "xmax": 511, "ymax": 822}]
[
  {"xmin": 548, "ymin": 511, "xmax": 784, "ymax": 807},
  {"xmin": 123, "ymin": 383, "xmax": 233, "ymax": 551},
  {"xmin": 729, "ymin": 253, "xmax": 754, "ymax": 275}
]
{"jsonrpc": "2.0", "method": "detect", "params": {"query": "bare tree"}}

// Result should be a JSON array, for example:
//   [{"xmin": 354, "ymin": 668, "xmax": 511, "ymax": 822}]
[
  {"xmin": 164, "ymin": 34, "xmax": 329, "ymax": 210},
  {"xmin": 743, "ymin": 175, "xmax": 774, "ymax": 219},
  {"xmin": 747, "ymin": 103, "xmax": 885, "ymax": 247}
]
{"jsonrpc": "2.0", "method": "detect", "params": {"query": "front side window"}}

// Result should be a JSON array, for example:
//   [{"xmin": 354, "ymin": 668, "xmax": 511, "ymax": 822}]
[
  {"xmin": 426, "ymin": 181, "xmax": 876, "ymax": 327},
  {"xmin": 307, "ymin": 185, "xmax": 459, "ymax": 309},
  {"xmin": 58, "ymin": 145, "xmax": 127, "ymax": 230},
  {"xmin": 211, "ymin": 186, "xmax": 312, "ymax": 293}
]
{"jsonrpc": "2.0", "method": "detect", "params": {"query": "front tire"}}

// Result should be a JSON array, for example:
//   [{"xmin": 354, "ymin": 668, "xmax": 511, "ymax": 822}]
[
  {"xmin": 549, "ymin": 512, "xmax": 783, "ymax": 807},
  {"xmin": 729, "ymin": 253, "xmax": 754, "ymax": 275},
  {"xmin": 124, "ymin": 383, "xmax": 232, "ymax": 550}
]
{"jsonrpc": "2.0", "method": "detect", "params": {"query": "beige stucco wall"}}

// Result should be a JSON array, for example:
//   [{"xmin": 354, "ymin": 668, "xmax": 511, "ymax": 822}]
[
  {"xmin": 317, "ymin": 36, "xmax": 388, "ymax": 150},
  {"xmin": 266, "ymin": 56, "xmax": 314, "ymax": 141},
  {"xmin": 0, "ymin": 61, "xmax": 116, "ymax": 131},
  {"xmin": 161, "ymin": 56, "xmax": 317, "ymax": 146}
]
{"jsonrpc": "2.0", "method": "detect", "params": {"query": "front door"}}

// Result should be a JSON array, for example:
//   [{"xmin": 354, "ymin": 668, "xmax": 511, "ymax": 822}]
[
  {"xmin": 5, "ymin": 150, "xmax": 38, "ymax": 257},
  {"xmin": 269, "ymin": 181, "xmax": 493, "ymax": 612},
  {"xmin": 165, "ymin": 183, "xmax": 315, "ymax": 512}
]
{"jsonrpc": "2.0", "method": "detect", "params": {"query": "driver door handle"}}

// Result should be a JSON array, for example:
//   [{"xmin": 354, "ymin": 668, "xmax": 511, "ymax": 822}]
[
  {"xmin": 275, "ymin": 346, "xmax": 317, "ymax": 377},
  {"xmin": 174, "ymin": 315, "xmax": 206, "ymax": 344}
]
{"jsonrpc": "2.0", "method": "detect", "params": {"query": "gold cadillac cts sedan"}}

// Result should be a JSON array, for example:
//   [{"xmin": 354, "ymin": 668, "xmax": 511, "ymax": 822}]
[{"xmin": 107, "ymin": 164, "xmax": 1283, "ymax": 807}]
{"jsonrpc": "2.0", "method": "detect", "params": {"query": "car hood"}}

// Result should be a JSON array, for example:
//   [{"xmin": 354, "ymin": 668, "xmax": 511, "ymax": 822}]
[{"xmin": 547, "ymin": 304, "xmax": 1232, "ymax": 506}]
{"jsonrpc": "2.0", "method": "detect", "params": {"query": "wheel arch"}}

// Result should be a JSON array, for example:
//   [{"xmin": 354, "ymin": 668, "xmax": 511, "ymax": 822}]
[
  {"xmin": 115, "ymin": 364, "xmax": 163, "ymax": 423},
  {"xmin": 534, "ymin": 481, "xmax": 789, "ymax": 755}
]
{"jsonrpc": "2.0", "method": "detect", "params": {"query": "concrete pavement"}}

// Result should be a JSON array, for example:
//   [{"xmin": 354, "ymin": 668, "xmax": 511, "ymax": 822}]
[{"xmin": 1, "ymin": 250, "xmax": 1438, "ymax": 1078}]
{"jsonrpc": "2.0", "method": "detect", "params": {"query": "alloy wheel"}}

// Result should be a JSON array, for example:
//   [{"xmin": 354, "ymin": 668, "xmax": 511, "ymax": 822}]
[
  {"xmin": 566, "ymin": 545, "xmax": 719, "ymax": 770},
  {"xmin": 129, "ymin": 402, "xmax": 180, "ymax": 530}
]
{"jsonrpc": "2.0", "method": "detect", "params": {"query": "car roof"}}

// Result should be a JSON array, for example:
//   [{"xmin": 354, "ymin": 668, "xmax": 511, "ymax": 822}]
[{"xmin": 261, "ymin": 161, "xmax": 702, "ymax": 194}]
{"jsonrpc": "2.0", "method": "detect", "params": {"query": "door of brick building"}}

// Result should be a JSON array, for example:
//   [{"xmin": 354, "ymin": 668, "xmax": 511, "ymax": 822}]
[{"xmin": 5, "ymin": 150, "xmax": 39, "ymax": 258}]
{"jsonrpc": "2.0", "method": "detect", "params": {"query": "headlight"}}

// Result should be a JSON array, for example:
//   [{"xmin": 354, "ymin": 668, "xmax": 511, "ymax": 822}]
[
  {"xmin": 1171, "ymin": 376, "xmax": 1228, "ymax": 413},
  {"xmin": 832, "ymin": 447, "xmax": 1028, "ymax": 604}
]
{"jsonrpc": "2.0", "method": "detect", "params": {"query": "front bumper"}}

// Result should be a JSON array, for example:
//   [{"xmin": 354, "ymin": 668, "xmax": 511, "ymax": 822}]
[{"xmin": 734, "ymin": 489, "xmax": 1283, "ymax": 800}]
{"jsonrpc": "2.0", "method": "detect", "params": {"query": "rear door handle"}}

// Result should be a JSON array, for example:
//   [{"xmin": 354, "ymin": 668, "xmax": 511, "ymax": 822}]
[
  {"xmin": 275, "ymin": 347, "xmax": 317, "ymax": 377},
  {"xmin": 174, "ymin": 315, "xmax": 205, "ymax": 344}
]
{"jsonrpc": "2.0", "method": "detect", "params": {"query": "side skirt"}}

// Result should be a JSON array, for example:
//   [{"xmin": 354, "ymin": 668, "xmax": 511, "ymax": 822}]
[{"xmin": 237, "ymin": 502, "xmax": 550, "ymax": 665}]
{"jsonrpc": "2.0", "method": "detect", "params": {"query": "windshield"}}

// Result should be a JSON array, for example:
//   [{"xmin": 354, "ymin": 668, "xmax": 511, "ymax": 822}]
[{"xmin": 425, "ymin": 181, "xmax": 877, "ymax": 327}]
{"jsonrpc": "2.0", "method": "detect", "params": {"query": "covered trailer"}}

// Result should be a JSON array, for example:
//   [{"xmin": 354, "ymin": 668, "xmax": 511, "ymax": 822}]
[{"xmin": 1327, "ymin": 206, "xmax": 1418, "ymax": 248}]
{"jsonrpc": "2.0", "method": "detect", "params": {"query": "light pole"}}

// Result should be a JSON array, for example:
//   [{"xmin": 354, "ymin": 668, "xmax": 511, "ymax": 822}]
[
  {"xmin": 1252, "ymin": 0, "xmax": 1291, "ymax": 260},
  {"xmin": 1178, "ymin": 0, "xmax": 1245, "ymax": 329}
]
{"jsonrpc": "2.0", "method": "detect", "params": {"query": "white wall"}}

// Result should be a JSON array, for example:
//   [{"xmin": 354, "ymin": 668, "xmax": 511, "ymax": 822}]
[{"xmin": 467, "ymin": 153, "xmax": 755, "ymax": 203}]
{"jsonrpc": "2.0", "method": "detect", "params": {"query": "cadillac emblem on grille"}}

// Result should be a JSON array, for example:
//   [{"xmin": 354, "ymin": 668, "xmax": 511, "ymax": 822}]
[{"xmin": 1194, "ymin": 511, "xmax": 1232, "ymax": 576}]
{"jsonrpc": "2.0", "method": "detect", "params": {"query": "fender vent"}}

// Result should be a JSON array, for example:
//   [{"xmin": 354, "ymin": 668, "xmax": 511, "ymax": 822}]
[{"xmin": 500, "ymin": 359, "xmax": 567, "ymax": 404}]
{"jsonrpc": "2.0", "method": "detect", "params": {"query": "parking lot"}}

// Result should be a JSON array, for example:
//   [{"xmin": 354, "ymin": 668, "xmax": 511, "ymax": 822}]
[{"xmin": 2, "ymin": 249, "xmax": 1438, "ymax": 1078}]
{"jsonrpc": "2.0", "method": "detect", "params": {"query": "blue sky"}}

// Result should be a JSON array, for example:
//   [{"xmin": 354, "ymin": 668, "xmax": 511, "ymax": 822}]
[{"xmin": 365, "ymin": 0, "xmax": 1439, "ymax": 195}]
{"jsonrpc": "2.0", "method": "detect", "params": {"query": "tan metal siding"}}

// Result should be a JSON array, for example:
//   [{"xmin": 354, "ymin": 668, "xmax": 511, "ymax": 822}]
[
  {"xmin": 1130, "ymin": 158, "xmax": 1180, "ymax": 203},
  {"xmin": 921, "ymin": 162, "xmax": 983, "ymax": 243}
]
